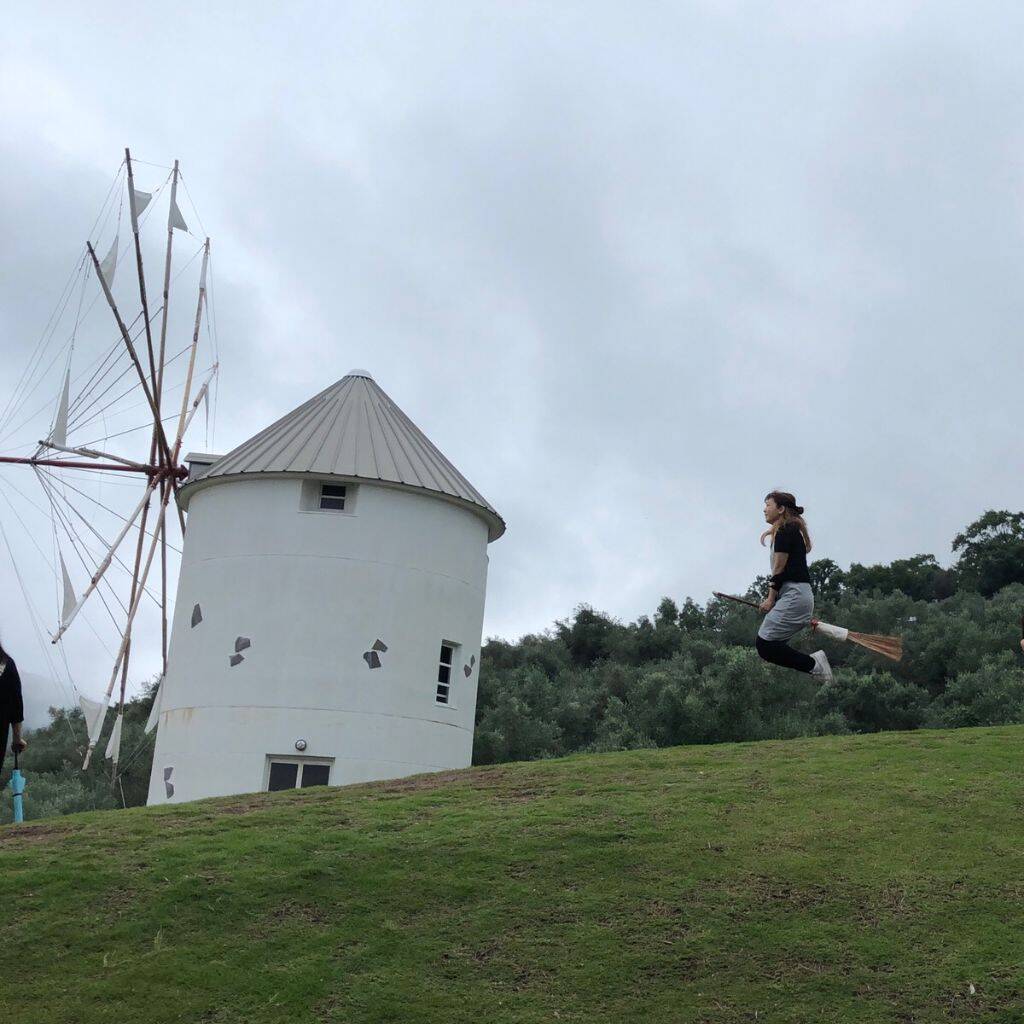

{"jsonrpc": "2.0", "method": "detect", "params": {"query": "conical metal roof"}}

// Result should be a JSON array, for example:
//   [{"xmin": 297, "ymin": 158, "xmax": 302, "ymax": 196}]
[{"xmin": 180, "ymin": 371, "xmax": 505, "ymax": 540}]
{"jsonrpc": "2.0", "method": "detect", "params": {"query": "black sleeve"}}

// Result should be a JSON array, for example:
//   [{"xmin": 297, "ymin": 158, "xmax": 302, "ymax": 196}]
[
  {"xmin": 4, "ymin": 660, "xmax": 24, "ymax": 725},
  {"xmin": 773, "ymin": 522, "xmax": 798, "ymax": 555}
]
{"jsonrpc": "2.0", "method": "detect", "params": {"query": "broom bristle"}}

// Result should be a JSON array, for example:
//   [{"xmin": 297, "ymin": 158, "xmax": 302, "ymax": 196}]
[{"xmin": 848, "ymin": 630, "xmax": 903, "ymax": 662}]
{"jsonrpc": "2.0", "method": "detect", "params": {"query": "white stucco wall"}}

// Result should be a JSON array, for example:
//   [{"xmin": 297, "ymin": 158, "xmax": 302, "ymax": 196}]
[{"xmin": 147, "ymin": 475, "xmax": 491, "ymax": 804}]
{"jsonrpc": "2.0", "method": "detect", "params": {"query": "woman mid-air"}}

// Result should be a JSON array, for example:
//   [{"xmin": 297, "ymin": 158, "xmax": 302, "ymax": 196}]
[{"xmin": 755, "ymin": 491, "xmax": 833, "ymax": 684}]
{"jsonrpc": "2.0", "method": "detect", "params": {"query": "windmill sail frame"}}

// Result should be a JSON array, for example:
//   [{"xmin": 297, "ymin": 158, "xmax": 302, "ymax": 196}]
[{"xmin": 0, "ymin": 148, "xmax": 219, "ymax": 784}]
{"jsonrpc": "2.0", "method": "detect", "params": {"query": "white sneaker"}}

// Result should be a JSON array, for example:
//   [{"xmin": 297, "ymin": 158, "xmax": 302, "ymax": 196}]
[{"xmin": 810, "ymin": 650, "xmax": 833, "ymax": 685}]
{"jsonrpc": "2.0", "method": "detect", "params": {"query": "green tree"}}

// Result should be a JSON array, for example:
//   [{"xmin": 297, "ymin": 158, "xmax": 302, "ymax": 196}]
[
  {"xmin": 555, "ymin": 606, "xmax": 617, "ymax": 667},
  {"xmin": 953, "ymin": 510, "xmax": 1024, "ymax": 597},
  {"xmin": 588, "ymin": 696, "xmax": 656, "ymax": 753},
  {"xmin": 931, "ymin": 653, "xmax": 1024, "ymax": 727},
  {"xmin": 844, "ymin": 554, "xmax": 956, "ymax": 602},
  {"xmin": 809, "ymin": 558, "xmax": 845, "ymax": 601},
  {"xmin": 817, "ymin": 670, "xmax": 930, "ymax": 732},
  {"xmin": 677, "ymin": 598, "xmax": 705, "ymax": 632}
]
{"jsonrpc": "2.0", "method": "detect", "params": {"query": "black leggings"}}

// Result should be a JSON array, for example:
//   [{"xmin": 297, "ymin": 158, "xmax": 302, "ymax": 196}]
[{"xmin": 756, "ymin": 635, "xmax": 815, "ymax": 674}]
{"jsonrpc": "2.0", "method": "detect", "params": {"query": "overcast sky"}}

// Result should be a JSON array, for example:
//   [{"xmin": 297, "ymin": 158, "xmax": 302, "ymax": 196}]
[{"xmin": 2, "ymin": 2, "xmax": 1024, "ymax": 703}]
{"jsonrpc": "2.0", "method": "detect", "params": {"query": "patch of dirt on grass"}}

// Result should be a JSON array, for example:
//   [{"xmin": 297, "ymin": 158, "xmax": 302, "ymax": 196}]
[
  {"xmin": 250, "ymin": 899, "xmax": 331, "ymax": 938},
  {"xmin": 853, "ymin": 981, "xmax": 1020, "ymax": 1021},
  {"xmin": 635, "ymin": 954, "xmax": 711, "ymax": 983},
  {"xmin": 742, "ymin": 874, "xmax": 835, "ymax": 910},
  {"xmin": 102, "ymin": 886, "xmax": 140, "ymax": 916},
  {"xmin": 443, "ymin": 941, "xmax": 502, "ymax": 966},
  {"xmin": 646, "ymin": 900, "xmax": 686, "ymax": 919},
  {"xmin": 0, "ymin": 821, "xmax": 75, "ymax": 845},
  {"xmin": 217, "ymin": 795, "xmax": 278, "ymax": 815},
  {"xmin": 507, "ymin": 964, "xmax": 556, "ymax": 991},
  {"xmin": 314, "ymin": 995, "xmax": 345, "ymax": 1022},
  {"xmin": 506, "ymin": 861, "xmax": 540, "ymax": 879},
  {"xmin": 371, "ymin": 802, "xmax": 440, "ymax": 831},
  {"xmin": 852, "ymin": 883, "xmax": 916, "ymax": 927},
  {"xmin": 498, "ymin": 785, "xmax": 550, "ymax": 803},
  {"xmin": 365, "ymin": 767, "xmax": 503, "ymax": 795},
  {"xmin": 363, "ymin": 765, "xmax": 556, "ymax": 801},
  {"xmin": 443, "ymin": 942, "xmax": 556, "ymax": 992},
  {"xmin": 151, "ymin": 793, "xmax": 277, "ymax": 827}
]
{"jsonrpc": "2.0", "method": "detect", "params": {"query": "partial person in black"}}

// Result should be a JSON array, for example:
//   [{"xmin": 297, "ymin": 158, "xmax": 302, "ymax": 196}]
[{"xmin": 0, "ymin": 641, "xmax": 27, "ymax": 774}]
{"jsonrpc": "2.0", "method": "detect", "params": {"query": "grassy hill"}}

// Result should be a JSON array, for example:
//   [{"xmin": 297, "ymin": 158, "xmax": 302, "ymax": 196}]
[{"xmin": 2, "ymin": 728, "xmax": 1023, "ymax": 1023}]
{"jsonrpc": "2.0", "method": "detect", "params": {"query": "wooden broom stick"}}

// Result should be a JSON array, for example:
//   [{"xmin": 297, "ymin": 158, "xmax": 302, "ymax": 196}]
[{"xmin": 712, "ymin": 592, "xmax": 903, "ymax": 662}]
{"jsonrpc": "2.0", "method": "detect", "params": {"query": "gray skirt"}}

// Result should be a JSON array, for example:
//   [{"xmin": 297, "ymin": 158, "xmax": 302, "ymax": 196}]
[{"xmin": 757, "ymin": 582, "xmax": 814, "ymax": 642}]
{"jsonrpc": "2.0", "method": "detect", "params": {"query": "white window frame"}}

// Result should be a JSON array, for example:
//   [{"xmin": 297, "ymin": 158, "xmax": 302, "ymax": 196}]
[
  {"xmin": 264, "ymin": 755, "xmax": 335, "ymax": 792},
  {"xmin": 435, "ymin": 640, "xmax": 460, "ymax": 708},
  {"xmin": 298, "ymin": 479, "xmax": 358, "ymax": 515}
]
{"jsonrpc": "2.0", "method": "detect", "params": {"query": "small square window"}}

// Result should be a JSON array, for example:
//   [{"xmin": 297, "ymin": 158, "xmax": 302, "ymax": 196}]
[{"xmin": 320, "ymin": 484, "xmax": 347, "ymax": 511}]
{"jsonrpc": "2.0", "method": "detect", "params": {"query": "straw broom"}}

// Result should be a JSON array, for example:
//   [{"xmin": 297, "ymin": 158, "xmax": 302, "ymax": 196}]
[{"xmin": 712, "ymin": 592, "xmax": 903, "ymax": 662}]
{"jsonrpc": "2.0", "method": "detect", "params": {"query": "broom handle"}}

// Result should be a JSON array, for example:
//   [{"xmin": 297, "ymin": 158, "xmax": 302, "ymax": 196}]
[{"xmin": 713, "ymin": 592, "xmax": 764, "ymax": 612}]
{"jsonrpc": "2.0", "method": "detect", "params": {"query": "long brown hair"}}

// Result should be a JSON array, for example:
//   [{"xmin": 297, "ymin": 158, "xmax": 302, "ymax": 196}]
[{"xmin": 760, "ymin": 490, "xmax": 812, "ymax": 552}]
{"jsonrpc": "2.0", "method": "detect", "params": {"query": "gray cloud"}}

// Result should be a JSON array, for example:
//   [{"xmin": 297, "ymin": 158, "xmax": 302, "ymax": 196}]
[{"xmin": 2, "ymin": 2, "xmax": 1023, "ymax": 698}]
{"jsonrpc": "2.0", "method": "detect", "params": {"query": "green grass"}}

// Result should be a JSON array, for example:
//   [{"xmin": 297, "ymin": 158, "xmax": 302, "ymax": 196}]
[{"xmin": 2, "ymin": 728, "xmax": 1024, "ymax": 1023}]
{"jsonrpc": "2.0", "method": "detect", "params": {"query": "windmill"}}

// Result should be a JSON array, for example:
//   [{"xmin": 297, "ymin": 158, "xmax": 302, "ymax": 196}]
[{"xmin": 0, "ymin": 149, "xmax": 218, "ymax": 782}]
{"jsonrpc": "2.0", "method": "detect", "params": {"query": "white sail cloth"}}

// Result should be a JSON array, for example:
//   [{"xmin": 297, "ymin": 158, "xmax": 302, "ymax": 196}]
[
  {"xmin": 98, "ymin": 235, "xmax": 118, "ymax": 287},
  {"xmin": 49, "ymin": 367, "xmax": 71, "ymax": 447},
  {"xmin": 131, "ymin": 186, "xmax": 152, "ymax": 217},
  {"xmin": 144, "ymin": 677, "xmax": 164, "ymax": 735},
  {"xmin": 58, "ymin": 552, "xmax": 76, "ymax": 628},
  {"xmin": 169, "ymin": 198, "xmax": 188, "ymax": 232},
  {"xmin": 78, "ymin": 694, "xmax": 106, "ymax": 747},
  {"xmin": 105, "ymin": 711, "xmax": 123, "ymax": 763}
]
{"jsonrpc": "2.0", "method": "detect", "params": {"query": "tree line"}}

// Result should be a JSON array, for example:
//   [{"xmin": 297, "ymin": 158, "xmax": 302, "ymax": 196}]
[
  {"xmin": 471, "ymin": 510, "xmax": 1024, "ymax": 763},
  {"xmin": 5, "ymin": 510, "xmax": 1024, "ymax": 820}
]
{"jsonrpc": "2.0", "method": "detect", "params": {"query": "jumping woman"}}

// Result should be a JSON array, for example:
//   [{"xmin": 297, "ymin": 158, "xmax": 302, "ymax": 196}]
[{"xmin": 756, "ymin": 491, "xmax": 833, "ymax": 684}]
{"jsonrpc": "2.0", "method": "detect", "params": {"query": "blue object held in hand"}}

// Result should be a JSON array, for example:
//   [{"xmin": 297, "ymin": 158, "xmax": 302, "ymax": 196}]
[{"xmin": 10, "ymin": 750, "xmax": 26, "ymax": 823}]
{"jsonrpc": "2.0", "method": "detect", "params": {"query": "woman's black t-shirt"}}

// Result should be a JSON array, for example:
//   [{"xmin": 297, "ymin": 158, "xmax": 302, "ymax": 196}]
[{"xmin": 771, "ymin": 522, "xmax": 811, "ymax": 588}]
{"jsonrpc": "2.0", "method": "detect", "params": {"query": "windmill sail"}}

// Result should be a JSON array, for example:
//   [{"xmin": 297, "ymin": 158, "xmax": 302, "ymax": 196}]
[
  {"xmin": 96, "ymin": 234, "xmax": 117, "ymax": 288},
  {"xmin": 0, "ymin": 148, "xmax": 218, "ymax": 791},
  {"xmin": 49, "ymin": 367, "xmax": 71, "ymax": 447},
  {"xmin": 169, "ymin": 198, "xmax": 188, "ymax": 232},
  {"xmin": 105, "ymin": 711, "xmax": 123, "ymax": 763},
  {"xmin": 131, "ymin": 186, "xmax": 152, "ymax": 216},
  {"xmin": 79, "ymin": 694, "xmax": 107, "ymax": 745},
  {"xmin": 144, "ymin": 677, "xmax": 164, "ymax": 735},
  {"xmin": 58, "ymin": 551, "xmax": 76, "ymax": 628}
]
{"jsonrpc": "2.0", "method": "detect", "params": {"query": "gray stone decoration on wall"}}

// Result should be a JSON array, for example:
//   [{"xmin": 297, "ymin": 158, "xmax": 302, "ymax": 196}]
[
  {"xmin": 191, "ymin": 604, "xmax": 203, "ymax": 627},
  {"xmin": 464, "ymin": 654, "xmax": 477, "ymax": 677},
  {"xmin": 229, "ymin": 636, "xmax": 251, "ymax": 667},
  {"xmin": 363, "ymin": 638, "xmax": 388, "ymax": 669},
  {"xmin": 164, "ymin": 766, "xmax": 174, "ymax": 799}
]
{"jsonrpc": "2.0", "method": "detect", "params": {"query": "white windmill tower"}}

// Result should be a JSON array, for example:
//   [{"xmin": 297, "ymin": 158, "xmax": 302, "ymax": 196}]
[{"xmin": 146, "ymin": 370, "xmax": 505, "ymax": 804}]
